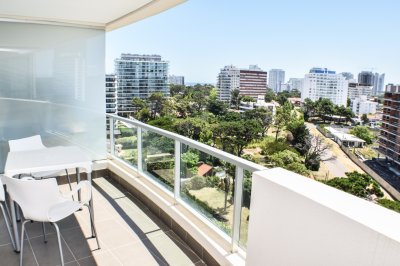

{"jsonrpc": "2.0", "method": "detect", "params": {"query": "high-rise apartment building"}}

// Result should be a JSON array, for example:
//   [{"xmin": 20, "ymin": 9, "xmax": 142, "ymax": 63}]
[
  {"xmin": 168, "ymin": 75, "xmax": 185, "ymax": 86},
  {"xmin": 216, "ymin": 65, "xmax": 240, "ymax": 102},
  {"xmin": 115, "ymin": 54, "xmax": 169, "ymax": 116},
  {"xmin": 341, "ymin": 72, "xmax": 354, "ymax": 80},
  {"xmin": 301, "ymin": 68, "xmax": 348, "ymax": 106},
  {"xmin": 347, "ymin": 80, "xmax": 373, "ymax": 100},
  {"xmin": 372, "ymin": 73, "xmax": 385, "ymax": 95},
  {"xmin": 216, "ymin": 65, "xmax": 267, "ymax": 102},
  {"xmin": 358, "ymin": 71, "xmax": 385, "ymax": 96},
  {"xmin": 268, "ymin": 69, "xmax": 285, "ymax": 92},
  {"xmin": 239, "ymin": 65, "xmax": 268, "ymax": 98},
  {"xmin": 106, "ymin": 74, "xmax": 117, "ymax": 114},
  {"xmin": 358, "ymin": 71, "xmax": 374, "ymax": 86},
  {"xmin": 379, "ymin": 84, "xmax": 400, "ymax": 170},
  {"xmin": 287, "ymin": 78, "xmax": 303, "ymax": 91}
]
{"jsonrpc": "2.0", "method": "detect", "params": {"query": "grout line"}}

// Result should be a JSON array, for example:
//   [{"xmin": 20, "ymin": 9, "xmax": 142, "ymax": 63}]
[
  {"xmin": 106, "ymin": 249, "xmax": 124, "ymax": 266},
  {"xmin": 61, "ymin": 233, "xmax": 78, "ymax": 262},
  {"xmin": 25, "ymin": 230, "xmax": 40, "ymax": 266}
]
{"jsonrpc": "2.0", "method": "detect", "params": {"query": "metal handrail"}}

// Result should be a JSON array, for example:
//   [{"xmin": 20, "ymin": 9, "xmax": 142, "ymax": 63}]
[{"xmin": 106, "ymin": 114, "xmax": 267, "ymax": 172}]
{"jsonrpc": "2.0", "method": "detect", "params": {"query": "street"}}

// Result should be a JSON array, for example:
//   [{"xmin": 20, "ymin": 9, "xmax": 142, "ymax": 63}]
[{"xmin": 306, "ymin": 123, "xmax": 364, "ymax": 179}]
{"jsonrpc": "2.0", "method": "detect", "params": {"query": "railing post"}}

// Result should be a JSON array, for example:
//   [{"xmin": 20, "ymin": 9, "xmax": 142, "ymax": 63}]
[
  {"xmin": 231, "ymin": 166, "xmax": 244, "ymax": 252},
  {"xmin": 109, "ymin": 117, "xmax": 115, "ymax": 155},
  {"xmin": 174, "ymin": 140, "xmax": 181, "ymax": 201},
  {"xmin": 137, "ymin": 127, "xmax": 143, "ymax": 172}
]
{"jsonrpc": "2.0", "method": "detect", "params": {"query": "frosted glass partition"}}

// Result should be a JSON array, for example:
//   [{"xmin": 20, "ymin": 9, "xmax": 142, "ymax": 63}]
[{"xmin": 0, "ymin": 22, "xmax": 106, "ymax": 172}]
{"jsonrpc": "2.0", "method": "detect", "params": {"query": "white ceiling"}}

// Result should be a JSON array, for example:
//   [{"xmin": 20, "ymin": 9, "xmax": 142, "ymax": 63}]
[{"xmin": 0, "ymin": 0, "xmax": 186, "ymax": 31}]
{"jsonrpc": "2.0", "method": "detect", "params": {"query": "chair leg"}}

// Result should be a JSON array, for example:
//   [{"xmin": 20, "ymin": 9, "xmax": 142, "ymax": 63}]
[
  {"xmin": 42, "ymin": 223, "xmax": 47, "ymax": 243},
  {"xmin": 52, "ymin": 223, "xmax": 64, "ymax": 266},
  {"xmin": 4, "ymin": 195, "xmax": 12, "ymax": 221},
  {"xmin": 0, "ymin": 203, "xmax": 15, "ymax": 250},
  {"xmin": 16, "ymin": 204, "xmax": 21, "ymax": 222},
  {"xmin": 20, "ymin": 220, "xmax": 30, "ymax": 266},
  {"xmin": 85, "ymin": 204, "xmax": 100, "ymax": 249},
  {"xmin": 65, "ymin": 169, "xmax": 74, "ymax": 201}
]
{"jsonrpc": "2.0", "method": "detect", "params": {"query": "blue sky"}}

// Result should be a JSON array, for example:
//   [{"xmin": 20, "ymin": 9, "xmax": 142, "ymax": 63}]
[{"xmin": 106, "ymin": 0, "xmax": 400, "ymax": 84}]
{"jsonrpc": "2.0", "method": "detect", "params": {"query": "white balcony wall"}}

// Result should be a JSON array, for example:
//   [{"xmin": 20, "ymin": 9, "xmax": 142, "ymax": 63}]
[
  {"xmin": 247, "ymin": 168, "xmax": 400, "ymax": 266},
  {"xmin": 0, "ymin": 22, "xmax": 105, "ymax": 172}
]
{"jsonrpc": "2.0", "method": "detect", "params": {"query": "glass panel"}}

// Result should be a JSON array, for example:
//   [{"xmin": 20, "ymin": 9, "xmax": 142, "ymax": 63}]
[
  {"xmin": 114, "ymin": 120, "xmax": 137, "ymax": 167},
  {"xmin": 180, "ymin": 144, "xmax": 235, "ymax": 236},
  {"xmin": 239, "ymin": 169, "xmax": 252, "ymax": 248},
  {"xmin": 142, "ymin": 130, "xmax": 175, "ymax": 191},
  {"xmin": 0, "ymin": 22, "xmax": 106, "ymax": 172}
]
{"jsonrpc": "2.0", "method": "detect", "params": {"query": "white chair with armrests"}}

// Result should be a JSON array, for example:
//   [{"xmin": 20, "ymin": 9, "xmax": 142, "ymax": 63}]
[{"xmin": 2, "ymin": 175, "xmax": 100, "ymax": 266}]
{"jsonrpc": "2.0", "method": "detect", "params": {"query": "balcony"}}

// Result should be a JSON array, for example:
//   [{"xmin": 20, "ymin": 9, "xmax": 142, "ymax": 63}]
[
  {"xmin": 2, "ymin": 1, "xmax": 400, "ymax": 265},
  {"xmin": 2, "ymin": 113, "xmax": 400, "ymax": 265}
]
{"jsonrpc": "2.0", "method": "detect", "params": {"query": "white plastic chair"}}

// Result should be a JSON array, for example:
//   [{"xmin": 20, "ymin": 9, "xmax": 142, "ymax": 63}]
[
  {"xmin": 2, "ymin": 176, "xmax": 100, "ymax": 266},
  {"xmin": 8, "ymin": 135, "xmax": 73, "ymax": 189},
  {"xmin": 0, "ymin": 177, "xmax": 15, "ymax": 250}
]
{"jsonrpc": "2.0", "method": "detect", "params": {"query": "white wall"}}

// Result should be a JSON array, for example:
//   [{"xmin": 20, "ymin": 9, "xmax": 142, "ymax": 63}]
[
  {"xmin": 0, "ymin": 22, "xmax": 106, "ymax": 172},
  {"xmin": 246, "ymin": 168, "xmax": 400, "ymax": 266}
]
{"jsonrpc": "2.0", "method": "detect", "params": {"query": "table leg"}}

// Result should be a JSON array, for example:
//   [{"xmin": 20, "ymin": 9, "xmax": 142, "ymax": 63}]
[
  {"xmin": 9, "ymin": 197, "xmax": 20, "ymax": 252},
  {"xmin": 76, "ymin": 167, "xmax": 81, "ymax": 202},
  {"xmin": 88, "ymin": 172, "xmax": 95, "ymax": 237}
]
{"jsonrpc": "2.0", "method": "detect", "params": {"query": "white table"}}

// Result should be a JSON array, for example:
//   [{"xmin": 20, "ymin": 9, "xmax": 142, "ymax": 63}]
[{"xmin": 4, "ymin": 146, "xmax": 94, "ymax": 252}]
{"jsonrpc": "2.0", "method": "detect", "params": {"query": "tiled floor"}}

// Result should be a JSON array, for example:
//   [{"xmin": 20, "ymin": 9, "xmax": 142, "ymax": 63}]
[{"xmin": 0, "ymin": 177, "xmax": 206, "ymax": 266}]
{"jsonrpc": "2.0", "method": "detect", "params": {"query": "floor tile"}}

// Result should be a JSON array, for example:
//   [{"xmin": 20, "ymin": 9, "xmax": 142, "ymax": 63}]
[
  {"xmin": 29, "ymin": 233, "xmax": 75, "ymax": 265},
  {"xmin": 0, "ymin": 242, "xmax": 37, "ymax": 266},
  {"xmin": 144, "ymin": 231, "xmax": 201, "ymax": 266},
  {"xmin": 94, "ymin": 219, "xmax": 140, "ymax": 249},
  {"xmin": 61, "ymin": 227, "xmax": 102, "ymax": 260},
  {"xmin": 77, "ymin": 250, "xmax": 121, "ymax": 266},
  {"xmin": 110, "ymin": 241, "xmax": 167, "ymax": 266}
]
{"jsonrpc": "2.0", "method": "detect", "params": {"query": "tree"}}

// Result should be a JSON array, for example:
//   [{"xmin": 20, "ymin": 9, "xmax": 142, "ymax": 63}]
[
  {"xmin": 222, "ymin": 112, "xmax": 242, "ymax": 122},
  {"xmin": 148, "ymin": 92, "xmax": 165, "ymax": 119},
  {"xmin": 273, "ymin": 103, "xmax": 293, "ymax": 140},
  {"xmin": 181, "ymin": 151, "xmax": 200, "ymax": 169},
  {"xmin": 317, "ymin": 98, "xmax": 335, "ymax": 123},
  {"xmin": 350, "ymin": 126, "xmax": 374, "ymax": 144},
  {"xmin": 261, "ymin": 137, "xmax": 296, "ymax": 156},
  {"xmin": 170, "ymin": 84, "xmax": 186, "ymax": 96},
  {"xmin": 304, "ymin": 135, "xmax": 330, "ymax": 171},
  {"xmin": 335, "ymin": 105, "xmax": 347, "ymax": 123},
  {"xmin": 323, "ymin": 171, "xmax": 383, "ymax": 200},
  {"xmin": 342, "ymin": 107, "xmax": 355, "ymax": 122},
  {"xmin": 175, "ymin": 98, "xmax": 192, "ymax": 118},
  {"xmin": 346, "ymin": 98, "xmax": 351, "ymax": 107},
  {"xmin": 209, "ymin": 88, "xmax": 218, "ymax": 101},
  {"xmin": 136, "ymin": 107, "xmax": 151, "ymax": 122},
  {"xmin": 207, "ymin": 99, "xmax": 228, "ymax": 116},
  {"xmin": 230, "ymin": 89, "xmax": 241, "ymax": 109},
  {"xmin": 264, "ymin": 88, "xmax": 275, "ymax": 103},
  {"xmin": 148, "ymin": 116, "xmax": 176, "ymax": 131},
  {"xmin": 268, "ymin": 150, "xmax": 309, "ymax": 176},
  {"xmin": 173, "ymin": 118, "xmax": 209, "ymax": 141},
  {"xmin": 361, "ymin": 114, "xmax": 370, "ymax": 125},
  {"xmin": 286, "ymin": 119, "xmax": 312, "ymax": 156},
  {"xmin": 192, "ymin": 90, "xmax": 208, "ymax": 114},
  {"xmin": 241, "ymin": 96, "xmax": 256, "ymax": 102},
  {"xmin": 244, "ymin": 108, "xmax": 273, "ymax": 137},
  {"xmin": 131, "ymin": 97, "xmax": 147, "ymax": 115},
  {"xmin": 214, "ymin": 120, "xmax": 262, "ymax": 156},
  {"xmin": 302, "ymin": 98, "xmax": 316, "ymax": 121}
]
